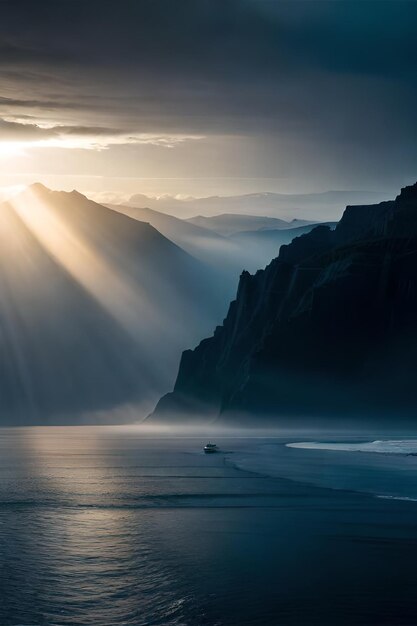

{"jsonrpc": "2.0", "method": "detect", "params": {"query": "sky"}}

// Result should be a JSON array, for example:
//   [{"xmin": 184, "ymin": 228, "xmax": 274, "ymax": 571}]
[{"xmin": 0, "ymin": 0, "xmax": 416, "ymax": 206}]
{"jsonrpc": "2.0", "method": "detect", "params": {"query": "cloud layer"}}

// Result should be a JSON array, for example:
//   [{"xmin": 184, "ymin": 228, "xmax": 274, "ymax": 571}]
[{"xmin": 0, "ymin": 0, "xmax": 416, "ymax": 194}]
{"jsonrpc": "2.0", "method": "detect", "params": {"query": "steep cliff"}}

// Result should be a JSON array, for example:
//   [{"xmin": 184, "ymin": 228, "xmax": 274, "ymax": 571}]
[{"xmin": 151, "ymin": 183, "xmax": 417, "ymax": 423}]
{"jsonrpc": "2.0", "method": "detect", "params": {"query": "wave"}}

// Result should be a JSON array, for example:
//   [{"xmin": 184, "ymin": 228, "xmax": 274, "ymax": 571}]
[
  {"xmin": 286, "ymin": 440, "xmax": 417, "ymax": 455},
  {"xmin": 376, "ymin": 495, "xmax": 417, "ymax": 502}
]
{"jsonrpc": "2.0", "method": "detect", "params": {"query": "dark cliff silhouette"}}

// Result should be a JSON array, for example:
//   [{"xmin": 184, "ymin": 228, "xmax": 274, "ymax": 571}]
[{"xmin": 150, "ymin": 182, "xmax": 417, "ymax": 424}]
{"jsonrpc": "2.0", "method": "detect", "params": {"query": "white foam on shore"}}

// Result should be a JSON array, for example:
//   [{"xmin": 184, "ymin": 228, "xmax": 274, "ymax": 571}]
[
  {"xmin": 286, "ymin": 440, "xmax": 417, "ymax": 455},
  {"xmin": 376, "ymin": 495, "xmax": 417, "ymax": 502},
  {"xmin": 230, "ymin": 441, "xmax": 417, "ymax": 502}
]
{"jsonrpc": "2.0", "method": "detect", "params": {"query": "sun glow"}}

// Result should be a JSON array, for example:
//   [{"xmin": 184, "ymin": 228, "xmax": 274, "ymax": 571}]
[
  {"xmin": 0, "ymin": 142, "xmax": 26, "ymax": 158},
  {"xmin": 0, "ymin": 132, "xmax": 205, "ymax": 159}
]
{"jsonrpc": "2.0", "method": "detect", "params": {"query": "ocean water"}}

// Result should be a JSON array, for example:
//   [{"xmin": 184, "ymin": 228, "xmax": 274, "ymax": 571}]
[{"xmin": 2, "ymin": 427, "xmax": 417, "ymax": 625}]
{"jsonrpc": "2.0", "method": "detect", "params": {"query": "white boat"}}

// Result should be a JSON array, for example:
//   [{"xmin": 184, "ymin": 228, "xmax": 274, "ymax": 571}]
[{"xmin": 203, "ymin": 442, "xmax": 218, "ymax": 454}]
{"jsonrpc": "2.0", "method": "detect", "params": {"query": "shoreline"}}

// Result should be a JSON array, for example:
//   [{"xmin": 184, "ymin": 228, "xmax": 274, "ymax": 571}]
[{"xmin": 227, "ymin": 438, "xmax": 417, "ymax": 502}]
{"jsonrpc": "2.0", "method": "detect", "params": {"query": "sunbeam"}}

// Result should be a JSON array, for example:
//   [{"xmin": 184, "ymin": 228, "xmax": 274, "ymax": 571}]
[{"xmin": 8, "ymin": 185, "xmax": 164, "ymax": 345}]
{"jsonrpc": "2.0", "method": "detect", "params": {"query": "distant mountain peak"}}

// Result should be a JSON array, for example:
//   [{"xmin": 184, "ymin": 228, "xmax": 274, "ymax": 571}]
[
  {"xmin": 23, "ymin": 184, "xmax": 87, "ymax": 203},
  {"xmin": 397, "ymin": 182, "xmax": 417, "ymax": 203},
  {"xmin": 28, "ymin": 182, "xmax": 50, "ymax": 194}
]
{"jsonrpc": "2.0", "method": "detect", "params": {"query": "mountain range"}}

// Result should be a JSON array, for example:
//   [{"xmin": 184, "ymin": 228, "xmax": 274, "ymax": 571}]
[
  {"xmin": 128, "ymin": 190, "xmax": 393, "ymax": 220},
  {"xmin": 186, "ymin": 214, "xmax": 314, "ymax": 236},
  {"xmin": 105, "ymin": 202, "xmax": 243, "ymax": 290},
  {"xmin": 107, "ymin": 203, "xmax": 327, "ymax": 274},
  {"xmin": 151, "ymin": 182, "xmax": 417, "ymax": 425}
]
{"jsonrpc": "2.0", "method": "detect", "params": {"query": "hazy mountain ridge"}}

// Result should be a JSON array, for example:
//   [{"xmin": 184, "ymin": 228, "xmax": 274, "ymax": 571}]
[
  {"xmin": 109, "ymin": 202, "xmax": 328, "ymax": 274},
  {"xmin": 128, "ymin": 190, "xmax": 393, "ymax": 220},
  {"xmin": 186, "ymin": 214, "xmax": 314, "ymax": 236},
  {"xmin": 228, "ymin": 222, "xmax": 337, "ymax": 270},
  {"xmin": 151, "ymin": 182, "xmax": 417, "ymax": 424},
  {"xmin": 106, "ymin": 202, "xmax": 259, "ymax": 301}
]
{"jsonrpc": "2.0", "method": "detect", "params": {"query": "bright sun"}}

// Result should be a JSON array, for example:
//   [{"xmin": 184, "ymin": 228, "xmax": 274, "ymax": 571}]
[{"xmin": 0, "ymin": 142, "xmax": 25, "ymax": 158}]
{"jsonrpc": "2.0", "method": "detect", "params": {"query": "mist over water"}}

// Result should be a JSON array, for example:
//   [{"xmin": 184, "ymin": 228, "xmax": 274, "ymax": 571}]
[{"xmin": 3, "ymin": 426, "xmax": 417, "ymax": 625}]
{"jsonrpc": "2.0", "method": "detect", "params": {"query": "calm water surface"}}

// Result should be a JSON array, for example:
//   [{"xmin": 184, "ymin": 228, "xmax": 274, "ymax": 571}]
[{"xmin": 1, "ymin": 426, "xmax": 417, "ymax": 625}]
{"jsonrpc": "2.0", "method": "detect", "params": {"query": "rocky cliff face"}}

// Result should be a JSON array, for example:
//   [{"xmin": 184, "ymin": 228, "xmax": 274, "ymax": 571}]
[{"xmin": 151, "ymin": 182, "xmax": 417, "ymax": 423}]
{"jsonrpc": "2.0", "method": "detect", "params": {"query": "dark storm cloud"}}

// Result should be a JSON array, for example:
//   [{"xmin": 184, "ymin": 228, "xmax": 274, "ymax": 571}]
[
  {"xmin": 0, "ymin": 0, "xmax": 416, "ymax": 186},
  {"xmin": 2, "ymin": 1, "xmax": 416, "ymax": 79}
]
